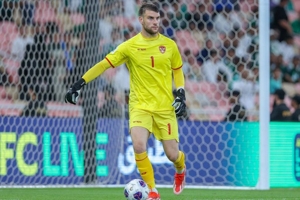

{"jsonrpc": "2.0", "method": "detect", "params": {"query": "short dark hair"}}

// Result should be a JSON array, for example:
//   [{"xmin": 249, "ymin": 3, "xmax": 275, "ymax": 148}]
[
  {"xmin": 226, "ymin": 90, "xmax": 240, "ymax": 98},
  {"xmin": 232, "ymin": 90, "xmax": 240, "ymax": 97},
  {"xmin": 210, "ymin": 49, "xmax": 217, "ymax": 57},
  {"xmin": 274, "ymin": 89, "xmax": 285, "ymax": 100},
  {"xmin": 138, "ymin": 1, "xmax": 159, "ymax": 16},
  {"xmin": 292, "ymin": 94, "xmax": 300, "ymax": 105}
]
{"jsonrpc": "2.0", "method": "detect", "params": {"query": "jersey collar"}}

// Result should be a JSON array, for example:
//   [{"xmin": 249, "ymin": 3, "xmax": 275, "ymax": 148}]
[{"xmin": 140, "ymin": 32, "xmax": 160, "ymax": 41}]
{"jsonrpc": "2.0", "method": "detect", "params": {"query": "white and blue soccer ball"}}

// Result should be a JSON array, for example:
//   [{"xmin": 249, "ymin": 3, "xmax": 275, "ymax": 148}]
[{"xmin": 124, "ymin": 179, "xmax": 149, "ymax": 200}]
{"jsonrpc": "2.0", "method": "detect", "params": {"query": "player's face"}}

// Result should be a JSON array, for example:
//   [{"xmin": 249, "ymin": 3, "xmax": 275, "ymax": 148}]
[{"xmin": 139, "ymin": 10, "xmax": 160, "ymax": 36}]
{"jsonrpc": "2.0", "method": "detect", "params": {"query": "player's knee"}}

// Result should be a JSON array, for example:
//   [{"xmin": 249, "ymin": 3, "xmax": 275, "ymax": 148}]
[
  {"xmin": 133, "ymin": 141, "xmax": 147, "ymax": 154},
  {"xmin": 166, "ymin": 152, "xmax": 178, "ymax": 162}
]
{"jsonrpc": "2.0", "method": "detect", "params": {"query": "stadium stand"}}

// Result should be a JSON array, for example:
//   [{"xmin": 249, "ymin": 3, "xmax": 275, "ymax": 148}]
[{"xmin": 0, "ymin": 0, "xmax": 300, "ymax": 121}]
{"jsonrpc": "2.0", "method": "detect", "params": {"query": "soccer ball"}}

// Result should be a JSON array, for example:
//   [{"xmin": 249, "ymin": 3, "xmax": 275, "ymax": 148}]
[{"xmin": 124, "ymin": 179, "xmax": 149, "ymax": 200}]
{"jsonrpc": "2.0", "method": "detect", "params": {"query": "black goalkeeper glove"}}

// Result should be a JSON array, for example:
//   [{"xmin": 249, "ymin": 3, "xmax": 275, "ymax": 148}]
[
  {"xmin": 65, "ymin": 78, "xmax": 86, "ymax": 105},
  {"xmin": 172, "ymin": 88, "xmax": 186, "ymax": 117}
]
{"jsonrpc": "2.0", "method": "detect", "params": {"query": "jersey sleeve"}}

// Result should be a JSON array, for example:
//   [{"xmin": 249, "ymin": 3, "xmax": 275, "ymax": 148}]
[
  {"xmin": 105, "ymin": 42, "xmax": 128, "ymax": 68},
  {"xmin": 171, "ymin": 42, "xmax": 183, "ymax": 70}
]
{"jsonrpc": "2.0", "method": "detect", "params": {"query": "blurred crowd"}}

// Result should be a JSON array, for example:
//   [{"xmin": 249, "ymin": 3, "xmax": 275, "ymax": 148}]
[{"xmin": 0, "ymin": 0, "xmax": 299, "ymax": 122}]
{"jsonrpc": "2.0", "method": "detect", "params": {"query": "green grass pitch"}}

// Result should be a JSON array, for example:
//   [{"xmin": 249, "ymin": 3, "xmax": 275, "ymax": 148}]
[{"xmin": 0, "ymin": 188, "xmax": 299, "ymax": 200}]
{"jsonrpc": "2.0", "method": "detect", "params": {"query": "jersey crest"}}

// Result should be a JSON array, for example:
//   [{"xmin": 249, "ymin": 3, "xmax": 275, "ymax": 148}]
[{"xmin": 159, "ymin": 45, "xmax": 166, "ymax": 54}]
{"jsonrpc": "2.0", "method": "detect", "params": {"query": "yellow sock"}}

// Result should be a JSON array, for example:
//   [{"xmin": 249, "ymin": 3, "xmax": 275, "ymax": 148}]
[
  {"xmin": 135, "ymin": 152, "xmax": 155, "ymax": 189},
  {"xmin": 174, "ymin": 151, "xmax": 185, "ymax": 173}
]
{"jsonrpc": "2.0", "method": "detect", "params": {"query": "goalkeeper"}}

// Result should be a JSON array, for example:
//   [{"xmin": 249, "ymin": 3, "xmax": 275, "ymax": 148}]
[{"xmin": 65, "ymin": 1, "xmax": 186, "ymax": 199}]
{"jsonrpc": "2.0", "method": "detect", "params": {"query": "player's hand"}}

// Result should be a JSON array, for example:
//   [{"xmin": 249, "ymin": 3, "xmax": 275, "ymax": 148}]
[
  {"xmin": 172, "ymin": 88, "xmax": 186, "ymax": 117},
  {"xmin": 65, "ymin": 78, "xmax": 86, "ymax": 105}
]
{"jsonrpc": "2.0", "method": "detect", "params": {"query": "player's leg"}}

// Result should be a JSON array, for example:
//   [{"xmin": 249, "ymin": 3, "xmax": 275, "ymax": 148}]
[
  {"xmin": 162, "ymin": 139, "xmax": 186, "ymax": 195},
  {"xmin": 129, "ymin": 109, "xmax": 160, "ymax": 200},
  {"xmin": 131, "ymin": 127, "xmax": 160, "ymax": 200},
  {"xmin": 131, "ymin": 126, "xmax": 154, "ymax": 187},
  {"xmin": 152, "ymin": 110, "xmax": 186, "ymax": 195}
]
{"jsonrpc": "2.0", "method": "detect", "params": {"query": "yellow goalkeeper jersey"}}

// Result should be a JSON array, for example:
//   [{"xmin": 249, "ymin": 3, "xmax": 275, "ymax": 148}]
[{"xmin": 105, "ymin": 33, "xmax": 183, "ymax": 111}]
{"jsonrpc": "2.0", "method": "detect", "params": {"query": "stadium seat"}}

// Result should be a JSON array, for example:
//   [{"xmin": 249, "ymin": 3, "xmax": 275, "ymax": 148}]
[
  {"xmin": 34, "ymin": 0, "xmax": 56, "ymax": 24},
  {"xmin": 0, "ymin": 85, "xmax": 17, "ymax": 100},
  {"xmin": 217, "ymin": 96, "xmax": 228, "ymax": 107},
  {"xmin": 5, "ymin": 85, "xmax": 19, "ymax": 100},
  {"xmin": 202, "ymin": 106, "xmax": 228, "ymax": 121},
  {"xmin": 175, "ymin": 30, "xmax": 201, "ymax": 55},
  {"xmin": 112, "ymin": 16, "xmax": 131, "ymax": 27},
  {"xmin": 282, "ymin": 82, "xmax": 296, "ymax": 97},
  {"xmin": 70, "ymin": 13, "xmax": 85, "ymax": 25},
  {"xmin": 3, "ymin": 58, "xmax": 21, "ymax": 84},
  {"xmin": 186, "ymin": 80, "xmax": 229, "ymax": 107},
  {"xmin": 197, "ymin": 81, "xmax": 218, "ymax": 100},
  {"xmin": 47, "ymin": 101, "xmax": 83, "ymax": 117},
  {"xmin": 0, "ymin": 86, "xmax": 7, "ymax": 99},
  {"xmin": 240, "ymin": 0, "xmax": 255, "ymax": 13},
  {"xmin": 0, "ymin": 99, "xmax": 24, "ymax": 116},
  {"xmin": 0, "ymin": 22, "xmax": 19, "ymax": 53},
  {"xmin": 186, "ymin": 81, "xmax": 214, "ymax": 100},
  {"xmin": 185, "ymin": 80, "xmax": 200, "ymax": 93}
]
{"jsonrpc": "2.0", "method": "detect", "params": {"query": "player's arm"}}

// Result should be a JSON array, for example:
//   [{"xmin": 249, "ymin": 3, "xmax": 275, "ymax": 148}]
[
  {"xmin": 172, "ymin": 67, "xmax": 186, "ymax": 117},
  {"xmin": 171, "ymin": 42, "xmax": 186, "ymax": 117},
  {"xmin": 64, "ymin": 59, "xmax": 111, "ymax": 104},
  {"xmin": 173, "ymin": 67, "xmax": 185, "ymax": 89},
  {"xmin": 65, "ymin": 42, "xmax": 128, "ymax": 105},
  {"xmin": 82, "ymin": 59, "xmax": 111, "ymax": 83}
]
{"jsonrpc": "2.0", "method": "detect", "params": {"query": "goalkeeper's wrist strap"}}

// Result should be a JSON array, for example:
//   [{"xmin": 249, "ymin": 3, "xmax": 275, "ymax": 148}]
[
  {"xmin": 74, "ymin": 78, "xmax": 86, "ymax": 90},
  {"xmin": 177, "ymin": 88, "xmax": 186, "ymax": 100}
]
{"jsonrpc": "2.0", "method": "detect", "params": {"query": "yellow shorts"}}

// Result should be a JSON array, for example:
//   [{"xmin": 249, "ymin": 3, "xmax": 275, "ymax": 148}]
[{"xmin": 129, "ymin": 108, "xmax": 179, "ymax": 142}]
